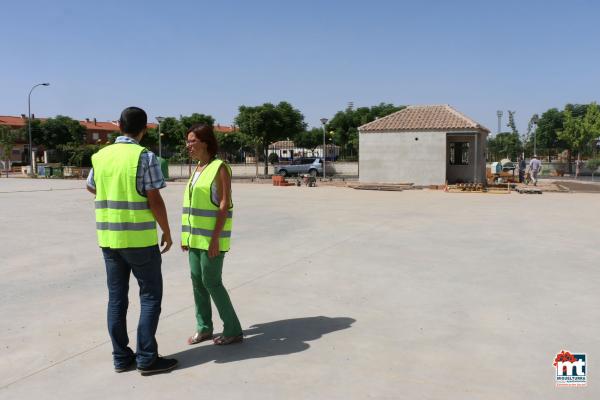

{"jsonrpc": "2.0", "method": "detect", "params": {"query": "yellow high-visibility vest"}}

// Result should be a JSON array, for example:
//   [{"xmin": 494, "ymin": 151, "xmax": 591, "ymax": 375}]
[
  {"xmin": 181, "ymin": 159, "xmax": 233, "ymax": 251},
  {"xmin": 92, "ymin": 143, "xmax": 157, "ymax": 248}
]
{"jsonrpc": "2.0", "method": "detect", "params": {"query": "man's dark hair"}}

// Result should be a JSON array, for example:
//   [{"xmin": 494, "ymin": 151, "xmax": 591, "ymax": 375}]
[{"xmin": 119, "ymin": 107, "xmax": 147, "ymax": 135}]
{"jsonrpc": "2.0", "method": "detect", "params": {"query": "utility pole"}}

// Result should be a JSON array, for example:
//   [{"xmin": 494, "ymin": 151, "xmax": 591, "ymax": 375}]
[
  {"xmin": 320, "ymin": 118, "xmax": 328, "ymax": 179},
  {"xmin": 28, "ymin": 83, "xmax": 50, "ymax": 175},
  {"xmin": 496, "ymin": 110, "xmax": 503, "ymax": 135}
]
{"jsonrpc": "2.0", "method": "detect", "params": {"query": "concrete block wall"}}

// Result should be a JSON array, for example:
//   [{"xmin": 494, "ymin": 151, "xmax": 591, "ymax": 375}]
[
  {"xmin": 329, "ymin": 162, "xmax": 358, "ymax": 175},
  {"xmin": 359, "ymin": 131, "xmax": 446, "ymax": 185}
]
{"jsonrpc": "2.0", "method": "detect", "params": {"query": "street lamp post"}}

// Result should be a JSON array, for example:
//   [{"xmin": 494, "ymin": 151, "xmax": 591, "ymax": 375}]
[
  {"xmin": 28, "ymin": 83, "xmax": 50, "ymax": 175},
  {"xmin": 156, "ymin": 116, "xmax": 165, "ymax": 158},
  {"xmin": 320, "ymin": 118, "xmax": 328, "ymax": 179}
]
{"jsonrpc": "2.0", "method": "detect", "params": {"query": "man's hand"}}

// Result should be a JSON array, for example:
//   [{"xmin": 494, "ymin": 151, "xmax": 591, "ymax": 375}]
[
  {"xmin": 161, "ymin": 232, "xmax": 173, "ymax": 254},
  {"xmin": 208, "ymin": 239, "xmax": 220, "ymax": 258},
  {"xmin": 147, "ymin": 189, "xmax": 172, "ymax": 254}
]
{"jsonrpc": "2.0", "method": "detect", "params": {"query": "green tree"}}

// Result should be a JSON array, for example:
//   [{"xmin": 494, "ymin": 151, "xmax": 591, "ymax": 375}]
[
  {"xmin": 39, "ymin": 116, "xmax": 86, "ymax": 148},
  {"xmin": 217, "ymin": 131, "xmax": 246, "ymax": 162},
  {"xmin": 180, "ymin": 113, "xmax": 214, "ymax": 131},
  {"xmin": 521, "ymin": 114, "xmax": 537, "ymax": 157},
  {"xmin": 506, "ymin": 110, "xmax": 519, "ymax": 136},
  {"xmin": 327, "ymin": 103, "xmax": 404, "ymax": 157},
  {"xmin": 347, "ymin": 128, "xmax": 359, "ymax": 156},
  {"xmin": 562, "ymin": 103, "xmax": 592, "ymax": 171},
  {"xmin": 235, "ymin": 102, "xmax": 305, "ymax": 174},
  {"xmin": 532, "ymin": 108, "xmax": 564, "ymax": 160},
  {"xmin": 20, "ymin": 119, "xmax": 42, "ymax": 151},
  {"xmin": 294, "ymin": 128, "xmax": 323, "ymax": 155},
  {"xmin": 108, "ymin": 131, "xmax": 120, "ymax": 143},
  {"xmin": 565, "ymin": 103, "xmax": 588, "ymax": 118},
  {"xmin": 586, "ymin": 158, "xmax": 600, "ymax": 180},
  {"xmin": 159, "ymin": 117, "xmax": 186, "ymax": 150},
  {"xmin": 268, "ymin": 152, "xmax": 279, "ymax": 165},
  {"xmin": 558, "ymin": 108, "xmax": 596, "ymax": 161},
  {"xmin": 148, "ymin": 114, "xmax": 214, "ymax": 162},
  {"xmin": 0, "ymin": 125, "xmax": 18, "ymax": 175},
  {"xmin": 370, "ymin": 103, "xmax": 404, "ymax": 120},
  {"xmin": 141, "ymin": 127, "xmax": 158, "ymax": 148},
  {"xmin": 487, "ymin": 132, "xmax": 522, "ymax": 161},
  {"xmin": 582, "ymin": 102, "xmax": 600, "ymax": 152},
  {"xmin": 175, "ymin": 113, "xmax": 214, "ymax": 161},
  {"xmin": 526, "ymin": 103, "xmax": 600, "ymax": 166},
  {"xmin": 56, "ymin": 143, "xmax": 101, "ymax": 167}
]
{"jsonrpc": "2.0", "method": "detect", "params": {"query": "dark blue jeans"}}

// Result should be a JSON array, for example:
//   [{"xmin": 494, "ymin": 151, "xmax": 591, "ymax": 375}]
[{"xmin": 102, "ymin": 245, "xmax": 163, "ymax": 369}]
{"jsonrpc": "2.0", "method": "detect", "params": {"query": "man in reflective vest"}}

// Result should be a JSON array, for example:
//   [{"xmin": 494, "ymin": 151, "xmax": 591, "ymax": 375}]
[{"xmin": 86, "ymin": 107, "xmax": 177, "ymax": 375}]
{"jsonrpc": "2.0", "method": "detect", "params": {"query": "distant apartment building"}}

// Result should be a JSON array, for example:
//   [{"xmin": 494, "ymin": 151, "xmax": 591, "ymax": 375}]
[{"xmin": 0, "ymin": 114, "xmax": 235, "ymax": 164}]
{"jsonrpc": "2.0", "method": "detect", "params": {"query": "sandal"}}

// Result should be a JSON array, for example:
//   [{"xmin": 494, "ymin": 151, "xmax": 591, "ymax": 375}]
[
  {"xmin": 213, "ymin": 335, "xmax": 243, "ymax": 345},
  {"xmin": 187, "ymin": 331, "xmax": 213, "ymax": 345}
]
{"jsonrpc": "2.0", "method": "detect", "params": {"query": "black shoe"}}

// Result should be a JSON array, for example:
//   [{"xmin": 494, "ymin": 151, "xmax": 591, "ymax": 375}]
[
  {"xmin": 114, "ymin": 358, "xmax": 136, "ymax": 373},
  {"xmin": 137, "ymin": 357, "xmax": 178, "ymax": 376}
]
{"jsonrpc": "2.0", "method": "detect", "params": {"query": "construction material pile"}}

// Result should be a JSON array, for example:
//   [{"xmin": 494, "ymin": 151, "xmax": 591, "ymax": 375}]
[
  {"xmin": 272, "ymin": 175, "xmax": 294, "ymax": 187},
  {"xmin": 348, "ymin": 183, "xmax": 413, "ymax": 191}
]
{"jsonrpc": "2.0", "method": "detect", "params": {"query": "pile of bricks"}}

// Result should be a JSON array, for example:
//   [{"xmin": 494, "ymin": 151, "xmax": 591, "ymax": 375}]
[{"xmin": 272, "ymin": 175, "xmax": 294, "ymax": 186}]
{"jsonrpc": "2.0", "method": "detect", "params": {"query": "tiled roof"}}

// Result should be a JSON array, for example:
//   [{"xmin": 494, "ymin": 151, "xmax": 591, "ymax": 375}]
[
  {"xmin": 82, "ymin": 120, "xmax": 158, "ymax": 131},
  {"xmin": 0, "ymin": 115, "xmax": 46, "ymax": 128},
  {"xmin": 81, "ymin": 120, "xmax": 120, "ymax": 132},
  {"xmin": 0, "ymin": 115, "xmax": 157, "ymax": 132},
  {"xmin": 214, "ymin": 124, "xmax": 237, "ymax": 133},
  {"xmin": 269, "ymin": 140, "xmax": 295, "ymax": 149},
  {"xmin": 358, "ymin": 105, "xmax": 490, "ymax": 133},
  {"xmin": 1, "ymin": 115, "xmax": 237, "ymax": 143}
]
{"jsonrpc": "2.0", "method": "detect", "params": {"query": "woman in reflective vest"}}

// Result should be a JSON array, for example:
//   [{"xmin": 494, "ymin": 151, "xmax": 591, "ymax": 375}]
[{"xmin": 182, "ymin": 124, "xmax": 242, "ymax": 345}]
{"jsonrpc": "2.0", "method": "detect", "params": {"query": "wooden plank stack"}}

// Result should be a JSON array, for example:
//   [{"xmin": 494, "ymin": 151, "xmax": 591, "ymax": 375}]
[{"xmin": 348, "ymin": 183, "xmax": 413, "ymax": 191}]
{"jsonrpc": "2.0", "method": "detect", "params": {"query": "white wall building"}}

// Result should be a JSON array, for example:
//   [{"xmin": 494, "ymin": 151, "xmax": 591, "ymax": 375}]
[
  {"xmin": 358, "ymin": 105, "xmax": 489, "ymax": 186},
  {"xmin": 268, "ymin": 140, "xmax": 339, "ymax": 160}
]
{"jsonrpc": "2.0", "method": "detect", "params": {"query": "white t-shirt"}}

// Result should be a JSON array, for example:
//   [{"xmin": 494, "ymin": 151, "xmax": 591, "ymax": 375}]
[{"xmin": 191, "ymin": 171, "xmax": 219, "ymax": 204}]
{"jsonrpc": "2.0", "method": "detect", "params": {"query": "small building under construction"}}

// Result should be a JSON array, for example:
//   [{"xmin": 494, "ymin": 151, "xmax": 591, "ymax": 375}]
[{"xmin": 358, "ymin": 105, "xmax": 490, "ymax": 186}]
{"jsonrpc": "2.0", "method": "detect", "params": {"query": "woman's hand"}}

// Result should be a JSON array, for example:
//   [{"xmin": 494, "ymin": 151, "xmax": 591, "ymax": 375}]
[
  {"xmin": 181, "ymin": 245, "xmax": 189, "ymax": 252},
  {"xmin": 208, "ymin": 239, "xmax": 220, "ymax": 258}
]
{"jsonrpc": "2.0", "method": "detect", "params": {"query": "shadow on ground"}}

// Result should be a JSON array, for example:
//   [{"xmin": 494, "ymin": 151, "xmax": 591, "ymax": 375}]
[{"xmin": 170, "ymin": 316, "xmax": 355, "ymax": 370}]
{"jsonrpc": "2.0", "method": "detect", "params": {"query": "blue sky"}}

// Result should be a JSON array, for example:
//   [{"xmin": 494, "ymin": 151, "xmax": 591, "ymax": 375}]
[{"xmin": 2, "ymin": 0, "xmax": 599, "ymax": 134}]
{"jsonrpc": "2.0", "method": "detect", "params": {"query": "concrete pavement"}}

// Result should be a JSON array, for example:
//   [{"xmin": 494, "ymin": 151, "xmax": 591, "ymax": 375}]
[{"xmin": 0, "ymin": 179, "xmax": 598, "ymax": 399}]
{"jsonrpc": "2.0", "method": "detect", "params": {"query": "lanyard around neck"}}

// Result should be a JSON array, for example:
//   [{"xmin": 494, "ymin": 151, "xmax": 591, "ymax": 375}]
[{"xmin": 189, "ymin": 158, "xmax": 215, "ymax": 195}]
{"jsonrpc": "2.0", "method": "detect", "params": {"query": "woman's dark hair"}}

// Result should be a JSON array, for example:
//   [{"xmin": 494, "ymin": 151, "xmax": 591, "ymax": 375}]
[{"xmin": 188, "ymin": 124, "xmax": 218, "ymax": 158}]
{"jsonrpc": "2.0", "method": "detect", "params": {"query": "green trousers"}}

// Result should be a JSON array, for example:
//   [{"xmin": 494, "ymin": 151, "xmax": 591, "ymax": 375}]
[{"xmin": 189, "ymin": 249, "xmax": 242, "ymax": 337}]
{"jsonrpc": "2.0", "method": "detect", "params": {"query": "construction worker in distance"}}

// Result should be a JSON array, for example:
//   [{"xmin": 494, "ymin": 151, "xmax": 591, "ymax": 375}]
[{"xmin": 86, "ymin": 106, "xmax": 177, "ymax": 376}]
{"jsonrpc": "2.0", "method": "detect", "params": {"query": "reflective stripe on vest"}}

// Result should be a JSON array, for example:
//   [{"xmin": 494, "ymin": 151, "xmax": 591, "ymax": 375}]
[
  {"xmin": 92, "ymin": 143, "xmax": 158, "ymax": 249},
  {"xmin": 95, "ymin": 200, "xmax": 150, "ymax": 210},
  {"xmin": 96, "ymin": 221, "xmax": 157, "ymax": 231},
  {"xmin": 181, "ymin": 159, "xmax": 233, "ymax": 251},
  {"xmin": 181, "ymin": 225, "xmax": 232, "ymax": 237},
  {"xmin": 182, "ymin": 207, "xmax": 233, "ymax": 218}
]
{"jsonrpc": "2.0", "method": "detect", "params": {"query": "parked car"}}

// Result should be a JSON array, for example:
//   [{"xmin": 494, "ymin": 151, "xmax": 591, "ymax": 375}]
[{"xmin": 275, "ymin": 157, "xmax": 323, "ymax": 177}]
